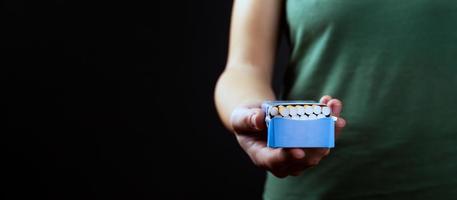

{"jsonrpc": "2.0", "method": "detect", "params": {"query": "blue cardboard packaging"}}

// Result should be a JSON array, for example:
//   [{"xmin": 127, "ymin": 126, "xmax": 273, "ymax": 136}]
[{"xmin": 262, "ymin": 101, "xmax": 335, "ymax": 148}]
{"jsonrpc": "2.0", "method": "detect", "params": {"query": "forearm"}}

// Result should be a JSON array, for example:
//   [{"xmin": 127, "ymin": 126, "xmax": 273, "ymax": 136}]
[
  {"xmin": 215, "ymin": 0, "xmax": 282, "ymax": 131},
  {"xmin": 215, "ymin": 65, "xmax": 275, "ymax": 131}
]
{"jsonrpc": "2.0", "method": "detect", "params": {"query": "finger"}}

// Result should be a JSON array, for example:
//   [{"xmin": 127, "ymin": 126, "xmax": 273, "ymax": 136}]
[
  {"xmin": 253, "ymin": 148, "xmax": 304, "ymax": 171},
  {"xmin": 319, "ymin": 95, "xmax": 332, "ymax": 105},
  {"xmin": 285, "ymin": 154, "xmax": 324, "ymax": 174},
  {"xmin": 264, "ymin": 149, "xmax": 306, "ymax": 178},
  {"xmin": 289, "ymin": 170, "xmax": 303, "ymax": 176},
  {"xmin": 230, "ymin": 107, "xmax": 266, "ymax": 134},
  {"xmin": 285, "ymin": 148, "xmax": 306, "ymax": 160},
  {"xmin": 305, "ymin": 148, "xmax": 330, "ymax": 158},
  {"xmin": 271, "ymin": 171, "xmax": 288, "ymax": 178},
  {"xmin": 305, "ymin": 156, "xmax": 322, "ymax": 167},
  {"xmin": 335, "ymin": 117, "xmax": 346, "ymax": 136},
  {"xmin": 285, "ymin": 161, "xmax": 308, "ymax": 175},
  {"xmin": 252, "ymin": 108, "xmax": 267, "ymax": 130},
  {"xmin": 327, "ymin": 99, "xmax": 343, "ymax": 117},
  {"xmin": 270, "ymin": 149, "xmax": 305, "ymax": 174}
]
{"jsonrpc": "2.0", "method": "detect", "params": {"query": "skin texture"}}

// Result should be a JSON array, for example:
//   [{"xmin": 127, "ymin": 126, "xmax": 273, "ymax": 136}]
[{"xmin": 214, "ymin": 0, "xmax": 347, "ymax": 177}]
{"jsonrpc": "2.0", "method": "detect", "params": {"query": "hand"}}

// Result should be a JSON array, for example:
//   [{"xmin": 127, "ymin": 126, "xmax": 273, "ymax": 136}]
[{"xmin": 230, "ymin": 95, "xmax": 346, "ymax": 178}]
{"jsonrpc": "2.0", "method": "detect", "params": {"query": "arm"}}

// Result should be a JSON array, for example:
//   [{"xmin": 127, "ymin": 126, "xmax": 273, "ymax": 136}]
[
  {"xmin": 215, "ymin": 0, "xmax": 281, "ymax": 131},
  {"xmin": 214, "ymin": 0, "xmax": 346, "ymax": 178}
]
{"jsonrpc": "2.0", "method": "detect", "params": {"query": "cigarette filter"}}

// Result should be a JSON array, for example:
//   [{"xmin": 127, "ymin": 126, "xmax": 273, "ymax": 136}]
[
  {"xmin": 262, "ymin": 100, "xmax": 336, "ymax": 148},
  {"xmin": 322, "ymin": 106, "xmax": 331, "ymax": 116},
  {"xmin": 278, "ymin": 105, "xmax": 289, "ymax": 117},
  {"xmin": 287, "ymin": 105, "xmax": 298, "ymax": 117},
  {"xmin": 308, "ymin": 114, "xmax": 317, "ymax": 120},
  {"xmin": 304, "ymin": 105, "xmax": 313, "ymax": 115},
  {"xmin": 296, "ymin": 105, "xmax": 305, "ymax": 116},
  {"xmin": 269, "ymin": 106, "xmax": 279, "ymax": 116},
  {"xmin": 313, "ymin": 105, "xmax": 322, "ymax": 114}
]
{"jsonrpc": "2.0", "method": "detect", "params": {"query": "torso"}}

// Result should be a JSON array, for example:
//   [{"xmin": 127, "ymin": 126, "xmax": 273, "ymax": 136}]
[{"xmin": 264, "ymin": 0, "xmax": 457, "ymax": 199}]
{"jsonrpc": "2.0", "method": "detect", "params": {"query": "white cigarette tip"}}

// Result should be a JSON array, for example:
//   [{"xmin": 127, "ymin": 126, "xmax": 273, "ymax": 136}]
[
  {"xmin": 289, "ymin": 107, "xmax": 297, "ymax": 116},
  {"xmin": 313, "ymin": 105, "xmax": 322, "ymax": 114},
  {"xmin": 304, "ymin": 106, "xmax": 313, "ymax": 115},
  {"xmin": 296, "ymin": 106, "xmax": 305, "ymax": 115},
  {"xmin": 278, "ymin": 106, "xmax": 290, "ymax": 117},
  {"xmin": 269, "ymin": 107, "xmax": 279, "ymax": 116},
  {"xmin": 322, "ymin": 107, "xmax": 331, "ymax": 116}
]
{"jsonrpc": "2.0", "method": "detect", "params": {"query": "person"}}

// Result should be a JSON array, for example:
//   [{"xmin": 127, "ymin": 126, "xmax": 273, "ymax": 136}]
[{"xmin": 214, "ymin": 0, "xmax": 457, "ymax": 199}]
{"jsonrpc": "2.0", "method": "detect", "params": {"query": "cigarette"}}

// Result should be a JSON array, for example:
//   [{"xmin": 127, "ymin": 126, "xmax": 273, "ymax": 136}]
[
  {"xmin": 322, "ymin": 106, "xmax": 331, "ymax": 116},
  {"xmin": 291, "ymin": 115, "xmax": 300, "ymax": 120},
  {"xmin": 296, "ymin": 105, "xmax": 305, "ymax": 116},
  {"xmin": 317, "ymin": 114, "xmax": 325, "ymax": 119},
  {"xmin": 313, "ymin": 105, "xmax": 322, "ymax": 114},
  {"xmin": 299, "ymin": 115, "xmax": 309, "ymax": 120},
  {"xmin": 304, "ymin": 105, "xmax": 313, "ymax": 115},
  {"xmin": 287, "ymin": 105, "xmax": 297, "ymax": 117},
  {"xmin": 278, "ymin": 105, "xmax": 289, "ymax": 117},
  {"xmin": 269, "ymin": 106, "xmax": 279, "ymax": 116},
  {"xmin": 308, "ymin": 114, "xmax": 317, "ymax": 120}
]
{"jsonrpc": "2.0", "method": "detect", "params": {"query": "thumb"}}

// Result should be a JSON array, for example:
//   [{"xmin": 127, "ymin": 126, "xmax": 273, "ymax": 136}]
[{"xmin": 230, "ymin": 107, "xmax": 266, "ymax": 134}]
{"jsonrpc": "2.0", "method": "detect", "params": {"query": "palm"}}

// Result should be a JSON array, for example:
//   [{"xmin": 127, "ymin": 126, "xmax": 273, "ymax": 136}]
[{"xmin": 230, "ymin": 96, "xmax": 346, "ymax": 177}]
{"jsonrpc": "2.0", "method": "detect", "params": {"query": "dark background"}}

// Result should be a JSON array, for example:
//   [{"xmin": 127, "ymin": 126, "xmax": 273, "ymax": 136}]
[{"xmin": 1, "ymin": 1, "xmax": 288, "ymax": 199}]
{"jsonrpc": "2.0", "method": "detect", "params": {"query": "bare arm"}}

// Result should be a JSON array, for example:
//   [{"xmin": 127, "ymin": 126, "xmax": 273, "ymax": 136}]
[
  {"xmin": 215, "ymin": 0, "xmax": 282, "ymax": 131},
  {"xmin": 214, "ymin": 0, "xmax": 347, "ymax": 178}
]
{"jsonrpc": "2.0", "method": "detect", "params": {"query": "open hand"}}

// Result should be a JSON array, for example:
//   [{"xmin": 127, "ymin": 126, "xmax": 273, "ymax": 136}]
[{"xmin": 230, "ymin": 95, "xmax": 346, "ymax": 178}]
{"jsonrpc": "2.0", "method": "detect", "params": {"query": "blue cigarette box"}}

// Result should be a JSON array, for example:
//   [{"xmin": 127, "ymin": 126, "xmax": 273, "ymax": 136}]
[{"xmin": 262, "ymin": 101, "xmax": 335, "ymax": 148}]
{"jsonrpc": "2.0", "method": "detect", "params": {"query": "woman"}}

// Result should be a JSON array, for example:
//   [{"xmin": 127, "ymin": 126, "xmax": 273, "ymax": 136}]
[{"xmin": 215, "ymin": 0, "xmax": 457, "ymax": 199}]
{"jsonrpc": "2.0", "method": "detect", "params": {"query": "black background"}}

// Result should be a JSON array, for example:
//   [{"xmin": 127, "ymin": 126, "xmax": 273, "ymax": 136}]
[{"xmin": 2, "ymin": 1, "xmax": 288, "ymax": 199}]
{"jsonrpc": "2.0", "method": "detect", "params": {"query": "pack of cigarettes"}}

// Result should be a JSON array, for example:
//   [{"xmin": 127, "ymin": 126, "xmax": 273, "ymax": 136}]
[{"xmin": 262, "ymin": 100, "xmax": 336, "ymax": 148}]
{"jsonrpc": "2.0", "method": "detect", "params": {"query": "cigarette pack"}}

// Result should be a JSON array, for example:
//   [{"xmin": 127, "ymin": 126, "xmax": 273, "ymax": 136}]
[{"xmin": 262, "ymin": 100, "xmax": 335, "ymax": 148}]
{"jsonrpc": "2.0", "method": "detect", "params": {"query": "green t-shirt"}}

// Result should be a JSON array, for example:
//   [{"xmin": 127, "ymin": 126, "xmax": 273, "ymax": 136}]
[{"xmin": 264, "ymin": 0, "xmax": 457, "ymax": 199}]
